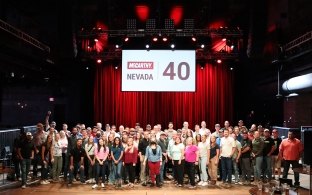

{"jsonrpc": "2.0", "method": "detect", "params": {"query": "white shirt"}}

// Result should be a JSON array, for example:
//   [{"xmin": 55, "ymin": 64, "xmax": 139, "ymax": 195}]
[
  {"xmin": 198, "ymin": 140, "xmax": 210, "ymax": 157},
  {"xmin": 220, "ymin": 136, "xmax": 235, "ymax": 157}
]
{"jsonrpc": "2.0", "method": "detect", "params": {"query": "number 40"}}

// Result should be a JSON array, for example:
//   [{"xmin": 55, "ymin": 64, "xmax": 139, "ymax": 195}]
[{"xmin": 162, "ymin": 62, "xmax": 190, "ymax": 80}]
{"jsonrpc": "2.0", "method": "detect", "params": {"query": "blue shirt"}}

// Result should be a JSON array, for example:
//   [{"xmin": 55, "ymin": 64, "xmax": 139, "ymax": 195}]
[
  {"xmin": 110, "ymin": 145, "xmax": 124, "ymax": 161},
  {"xmin": 145, "ymin": 145, "xmax": 162, "ymax": 162}
]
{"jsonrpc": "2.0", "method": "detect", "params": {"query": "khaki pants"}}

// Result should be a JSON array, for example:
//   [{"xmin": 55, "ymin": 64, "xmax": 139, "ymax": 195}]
[
  {"xmin": 140, "ymin": 155, "xmax": 147, "ymax": 182},
  {"xmin": 208, "ymin": 156, "xmax": 218, "ymax": 181}
]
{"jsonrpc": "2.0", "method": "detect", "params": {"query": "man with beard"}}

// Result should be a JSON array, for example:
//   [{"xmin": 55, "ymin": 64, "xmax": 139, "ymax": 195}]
[{"xmin": 68, "ymin": 138, "xmax": 86, "ymax": 186}]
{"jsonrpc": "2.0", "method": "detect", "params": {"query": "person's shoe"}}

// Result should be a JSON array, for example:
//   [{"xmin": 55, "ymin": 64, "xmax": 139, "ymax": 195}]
[
  {"xmin": 101, "ymin": 183, "xmax": 105, "ymax": 188},
  {"xmin": 245, "ymin": 181, "xmax": 251, "ymax": 185},
  {"xmin": 45, "ymin": 180, "xmax": 50, "ymax": 184},
  {"xmin": 86, "ymin": 179, "xmax": 91, "ymax": 184},
  {"xmin": 40, "ymin": 180, "xmax": 47, "ymax": 185},
  {"xmin": 201, "ymin": 181, "xmax": 208, "ymax": 186},
  {"xmin": 150, "ymin": 183, "xmax": 155, "ymax": 187},
  {"xmin": 210, "ymin": 180, "xmax": 216, "ymax": 185},
  {"xmin": 188, "ymin": 185, "xmax": 196, "ymax": 189},
  {"xmin": 198, "ymin": 181, "xmax": 204, "ymax": 186},
  {"xmin": 234, "ymin": 181, "xmax": 239, "ymax": 184},
  {"xmin": 92, "ymin": 184, "xmax": 98, "ymax": 189},
  {"xmin": 67, "ymin": 183, "xmax": 72, "ymax": 187},
  {"xmin": 21, "ymin": 185, "xmax": 26, "ymax": 189},
  {"xmin": 178, "ymin": 184, "xmax": 182, "ymax": 187},
  {"xmin": 142, "ymin": 182, "xmax": 147, "ymax": 186}
]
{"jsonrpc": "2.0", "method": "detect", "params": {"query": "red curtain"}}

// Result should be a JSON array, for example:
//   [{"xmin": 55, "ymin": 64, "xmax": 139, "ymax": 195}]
[{"xmin": 94, "ymin": 63, "xmax": 233, "ymax": 130}]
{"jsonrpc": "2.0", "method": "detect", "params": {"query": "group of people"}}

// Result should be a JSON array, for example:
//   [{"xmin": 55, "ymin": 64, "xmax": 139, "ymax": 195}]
[{"xmin": 14, "ymin": 113, "xmax": 304, "ymax": 190}]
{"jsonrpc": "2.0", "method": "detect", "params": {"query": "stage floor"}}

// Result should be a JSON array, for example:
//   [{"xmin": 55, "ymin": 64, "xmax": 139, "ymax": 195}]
[{"xmin": 0, "ymin": 181, "xmax": 310, "ymax": 195}]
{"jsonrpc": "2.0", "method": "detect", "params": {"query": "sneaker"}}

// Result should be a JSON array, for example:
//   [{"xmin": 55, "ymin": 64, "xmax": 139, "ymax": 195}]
[
  {"xmin": 201, "ymin": 181, "xmax": 208, "ymax": 186},
  {"xmin": 92, "ymin": 178, "xmax": 96, "ymax": 183},
  {"xmin": 21, "ymin": 185, "xmax": 26, "ymax": 189},
  {"xmin": 92, "ymin": 184, "xmax": 98, "ymax": 189},
  {"xmin": 45, "ymin": 180, "xmax": 50, "ymax": 184},
  {"xmin": 40, "ymin": 180, "xmax": 48, "ymax": 185},
  {"xmin": 101, "ymin": 183, "xmax": 105, "ymax": 188},
  {"xmin": 178, "ymin": 184, "xmax": 182, "ymax": 187},
  {"xmin": 86, "ymin": 179, "xmax": 91, "ymax": 184},
  {"xmin": 189, "ymin": 185, "xmax": 196, "ymax": 189},
  {"xmin": 198, "ymin": 181, "xmax": 204, "ymax": 186}
]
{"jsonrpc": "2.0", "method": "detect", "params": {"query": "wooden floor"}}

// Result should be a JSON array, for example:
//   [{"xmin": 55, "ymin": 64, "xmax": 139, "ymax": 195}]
[{"xmin": 0, "ymin": 181, "xmax": 310, "ymax": 195}]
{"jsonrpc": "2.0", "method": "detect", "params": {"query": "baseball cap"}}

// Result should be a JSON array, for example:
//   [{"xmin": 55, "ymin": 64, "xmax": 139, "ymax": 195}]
[
  {"xmin": 160, "ymin": 132, "xmax": 166, "ymax": 136},
  {"xmin": 264, "ymin": 129, "xmax": 270, "ymax": 132},
  {"xmin": 26, "ymin": 132, "xmax": 32, "ymax": 136}
]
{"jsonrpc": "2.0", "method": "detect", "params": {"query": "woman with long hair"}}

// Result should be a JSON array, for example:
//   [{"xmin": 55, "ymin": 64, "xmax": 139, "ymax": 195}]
[
  {"xmin": 208, "ymin": 135, "xmax": 220, "ymax": 185},
  {"xmin": 197, "ymin": 134, "xmax": 210, "ymax": 186},
  {"xmin": 123, "ymin": 137, "xmax": 138, "ymax": 187},
  {"xmin": 169, "ymin": 136, "xmax": 185, "ymax": 187},
  {"xmin": 51, "ymin": 133, "xmax": 62, "ymax": 182},
  {"xmin": 41, "ymin": 134, "xmax": 53, "ymax": 185},
  {"xmin": 184, "ymin": 137, "xmax": 199, "ymax": 188},
  {"xmin": 110, "ymin": 137, "xmax": 124, "ymax": 187},
  {"xmin": 144, "ymin": 139, "xmax": 162, "ymax": 187},
  {"xmin": 85, "ymin": 136, "xmax": 96, "ymax": 184},
  {"xmin": 59, "ymin": 130, "xmax": 68, "ymax": 176},
  {"xmin": 92, "ymin": 138, "xmax": 109, "ymax": 189}
]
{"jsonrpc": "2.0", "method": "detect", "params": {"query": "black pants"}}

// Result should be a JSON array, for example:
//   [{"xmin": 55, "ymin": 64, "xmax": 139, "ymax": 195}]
[
  {"xmin": 125, "ymin": 163, "xmax": 136, "ymax": 183},
  {"xmin": 283, "ymin": 160, "xmax": 300, "ymax": 185},
  {"xmin": 185, "ymin": 161, "xmax": 196, "ymax": 186},
  {"xmin": 173, "ymin": 160, "xmax": 184, "ymax": 185}
]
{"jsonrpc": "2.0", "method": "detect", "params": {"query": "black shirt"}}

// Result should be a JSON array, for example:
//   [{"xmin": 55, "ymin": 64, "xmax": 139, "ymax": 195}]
[
  {"xmin": 157, "ymin": 139, "xmax": 168, "ymax": 161},
  {"xmin": 19, "ymin": 139, "xmax": 35, "ymax": 159},
  {"xmin": 138, "ymin": 138, "xmax": 149, "ymax": 155},
  {"xmin": 263, "ymin": 137, "xmax": 275, "ymax": 156},
  {"xmin": 240, "ymin": 138, "xmax": 252, "ymax": 158},
  {"xmin": 272, "ymin": 137, "xmax": 282, "ymax": 156},
  {"xmin": 70, "ymin": 146, "xmax": 85, "ymax": 162},
  {"xmin": 210, "ymin": 144, "xmax": 219, "ymax": 159}
]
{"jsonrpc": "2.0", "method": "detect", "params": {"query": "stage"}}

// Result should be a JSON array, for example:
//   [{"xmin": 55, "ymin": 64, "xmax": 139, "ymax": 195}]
[{"xmin": 0, "ymin": 181, "xmax": 310, "ymax": 195}]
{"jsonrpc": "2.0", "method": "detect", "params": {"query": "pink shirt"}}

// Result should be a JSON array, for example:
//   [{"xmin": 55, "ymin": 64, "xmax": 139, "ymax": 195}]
[
  {"xmin": 94, "ymin": 146, "xmax": 109, "ymax": 160},
  {"xmin": 184, "ymin": 145, "xmax": 198, "ymax": 163}
]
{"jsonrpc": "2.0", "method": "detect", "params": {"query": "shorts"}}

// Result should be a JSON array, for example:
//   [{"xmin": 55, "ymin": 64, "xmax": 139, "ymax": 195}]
[{"xmin": 272, "ymin": 155, "xmax": 281, "ymax": 169}]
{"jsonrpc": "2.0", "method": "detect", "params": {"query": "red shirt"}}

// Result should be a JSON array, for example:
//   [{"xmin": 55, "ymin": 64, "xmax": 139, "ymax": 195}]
[
  {"xmin": 279, "ymin": 138, "xmax": 303, "ymax": 161},
  {"xmin": 123, "ymin": 146, "xmax": 138, "ymax": 164}
]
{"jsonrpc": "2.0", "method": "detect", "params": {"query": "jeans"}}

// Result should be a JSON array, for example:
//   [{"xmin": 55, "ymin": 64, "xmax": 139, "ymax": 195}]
[
  {"xmin": 283, "ymin": 160, "xmax": 300, "ymax": 185},
  {"xmin": 95, "ymin": 161, "xmax": 107, "ymax": 183},
  {"xmin": 32, "ymin": 153, "xmax": 41, "ymax": 178},
  {"xmin": 63, "ymin": 153, "xmax": 69, "ymax": 180},
  {"xmin": 159, "ymin": 160, "xmax": 165, "ymax": 182},
  {"xmin": 232, "ymin": 158, "xmax": 239, "ymax": 182},
  {"xmin": 263, "ymin": 155, "xmax": 272, "ymax": 180},
  {"xmin": 68, "ymin": 162, "xmax": 85, "ymax": 183},
  {"xmin": 240, "ymin": 158, "xmax": 252, "ymax": 181},
  {"xmin": 125, "ymin": 163, "xmax": 136, "ymax": 183},
  {"xmin": 112, "ymin": 161, "xmax": 123, "ymax": 180},
  {"xmin": 199, "ymin": 156, "xmax": 208, "ymax": 182},
  {"xmin": 21, "ymin": 159, "xmax": 31, "ymax": 185},
  {"xmin": 253, "ymin": 156, "xmax": 263, "ymax": 181},
  {"xmin": 221, "ymin": 156, "xmax": 232, "ymax": 183},
  {"xmin": 85, "ymin": 155, "xmax": 95, "ymax": 179},
  {"xmin": 185, "ymin": 161, "xmax": 196, "ymax": 186},
  {"xmin": 108, "ymin": 160, "xmax": 115, "ymax": 183},
  {"xmin": 13, "ymin": 159, "xmax": 21, "ymax": 179}
]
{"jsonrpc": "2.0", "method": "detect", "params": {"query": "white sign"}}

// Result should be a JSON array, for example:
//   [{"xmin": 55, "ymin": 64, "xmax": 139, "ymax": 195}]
[{"xmin": 122, "ymin": 50, "xmax": 196, "ymax": 92}]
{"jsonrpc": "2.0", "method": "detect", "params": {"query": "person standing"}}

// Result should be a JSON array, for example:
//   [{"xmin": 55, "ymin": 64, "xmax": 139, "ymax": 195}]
[
  {"xmin": 138, "ymin": 131, "xmax": 149, "ymax": 186},
  {"xmin": 157, "ymin": 132, "xmax": 168, "ymax": 184},
  {"xmin": 144, "ymin": 140, "xmax": 162, "ymax": 187},
  {"xmin": 262, "ymin": 129, "xmax": 275, "ymax": 182},
  {"xmin": 169, "ymin": 137, "xmax": 185, "ymax": 187},
  {"xmin": 184, "ymin": 137, "xmax": 199, "ymax": 189},
  {"xmin": 279, "ymin": 130, "xmax": 303, "ymax": 187},
  {"xmin": 92, "ymin": 138, "xmax": 109, "ymax": 189},
  {"xmin": 32, "ymin": 123, "xmax": 47, "ymax": 179},
  {"xmin": 197, "ymin": 134, "xmax": 210, "ymax": 186},
  {"xmin": 41, "ymin": 135, "xmax": 53, "ymax": 185},
  {"xmin": 123, "ymin": 137, "xmax": 138, "ymax": 188},
  {"xmin": 208, "ymin": 135, "xmax": 219, "ymax": 185},
  {"xmin": 85, "ymin": 137, "xmax": 96, "ymax": 183},
  {"xmin": 220, "ymin": 129, "xmax": 235, "ymax": 187},
  {"xmin": 51, "ymin": 133, "xmax": 63, "ymax": 182},
  {"xmin": 110, "ymin": 137, "xmax": 124, "ymax": 188},
  {"xmin": 17, "ymin": 132, "xmax": 35, "ymax": 189},
  {"xmin": 68, "ymin": 138, "xmax": 86, "ymax": 186},
  {"xmin": 240, "ymin": 130, "xmax": 252, "ymax": 185},
  {"xmin": 271, "ymin": 129, "xmax": 282, "ymax": 179},
  {"xmin": 252, "ymin": 131, "xmax": 264, "ymax": 183},
  {"xmin": 231, "ymin": 133, "xmax": 242, "ymax": 184}
]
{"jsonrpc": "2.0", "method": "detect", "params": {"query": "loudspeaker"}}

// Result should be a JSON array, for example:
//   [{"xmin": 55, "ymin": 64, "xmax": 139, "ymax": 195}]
[{"xmin": 301, "ymin": 130, "xmax": 312, "ymax": 165}]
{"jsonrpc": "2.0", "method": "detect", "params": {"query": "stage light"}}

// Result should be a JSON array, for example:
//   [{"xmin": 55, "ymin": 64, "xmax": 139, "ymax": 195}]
[
  {"xmin": 115, "ymin": 44, "xmax": 120, "ymax": 48},
  {"xmin": 200, "ymin": 44, "xmax": 205, "ymax": 48},
  {"xmin": 162, "ymin": 37, "xmax": 168, "ymax": 42},
  {"xmin": 87, "ymin": 45, "xmax": 91, "ymax": 49},
  {"xmin": 191, "ymin": 36, "xmax": 197, "ymax": 42},
  {"xmin": 230, "ymin": 67, "xmax": 234, "ymax": 70},
  {"xmin": 124, "ymin": 37, "xmax": 129, "ymax": 42},
  {"xmin": 86, "ymin": 66, "xmax": 89, "ymax": 70},
  {"xmin": 115, "ymin": 65, "xmax": 118, "ymax": 69},
  {"xmin": 145, "ymin": 44, "xmax": 150, "ymax": 49},
  {"xmin": 217, "ymin": 59, "xmax": 222, "ymax": 64},
  {"xmin": 222, "ymin": 38, "xmax": 226, "ymax": 42},
  {"xmin": 230, "ymin": 45, "xmax": 234, "ymax": 50},
  {"xmin": 94, "ymin": 38, "xmax": 98, "ymax": 42},
  {"xmin": 170, "ymin": 44, "xmax": 175, "ymax": 49},
  {"xmin": 97, "ymin": 59, "xmax": 102, "ymax": 64},
  {"xmin": 152, "ymin": 36, "xmax": 158, "ymax": 42}
]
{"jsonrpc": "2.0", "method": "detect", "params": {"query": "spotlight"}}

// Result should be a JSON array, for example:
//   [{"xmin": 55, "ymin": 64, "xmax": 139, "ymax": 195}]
[
  {"xmin": 145, "ymin": 44, "xmax": 150, "ymax": 49},
  {"xmin": 124, "ymin": 37, "xmax": 129, "ymax": 42},
  {"xmin": 191, "ymin": 36, "xmax": 197, "ymax": 42},
  {"xmin": 115, "ymin": 44, "xmax": 120, "ymax": 48},
  {"xmin": 162, "ymin": 37, "xmax": 168, "ymax": 42},
  {"xmin": 86, "ymin": 66, "xmax": 89, "ymax": 70},
  {"xmin": 230, "ymin": 67, "xmax": 234, "ymax": 70},
  {"xmin": 115, "ymin": 65, "xmax": 118, "ymax": 70},
  {"xmin": 87, "ymin": 45, "xmax": 91, "ymax": 49},
  {"xmin": 222, "ymin": 38, "xmax": 226, "ymax": 41},
  {"xmin": 170, "ymin": 44, "xmax": 175, "ymax": 49},
  {"xmin": 217, "ymin": 59, "xmax": 222, "ymax": 64},
  {"xmin": 96, "ymin": 59, "xmax": 102, "ymax": 64},
  {"xmin": 200, "ymin": 44, "xmax": 205, "ymax": 49},
  {"xmin": 230, "ymin": 45, "xmax": 234, "ymax": 50},
  {"xmin": 152, "ymin": 36, "xmax": 158, "ymax": 42},
  {"xmin": 94, "ymin": 38, "xmax": 98, "ymax": 42}
]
